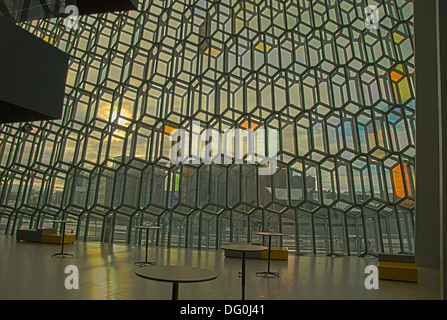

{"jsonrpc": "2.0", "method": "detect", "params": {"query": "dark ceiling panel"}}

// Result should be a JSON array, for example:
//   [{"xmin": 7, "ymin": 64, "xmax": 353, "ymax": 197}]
[
  {"xmin": 0, "ymin": 17, "xmax": 69, "ymax": 124},
  {"xmin": 0, "ymin": 0, "xmax": 138, "ymax": 22},
  {"xmin": 72, "ymin": 0, "xmax": 138, "ymax": 16}
]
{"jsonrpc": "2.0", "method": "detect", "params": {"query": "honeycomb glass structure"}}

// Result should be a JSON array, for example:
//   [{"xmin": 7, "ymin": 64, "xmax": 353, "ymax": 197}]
[{"xmin": 0, "ymin": 0, "xmax": 415, "ymax": 256}]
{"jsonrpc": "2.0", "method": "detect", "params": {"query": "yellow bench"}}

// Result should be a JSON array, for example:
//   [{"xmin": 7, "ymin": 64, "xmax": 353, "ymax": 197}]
[
  {"xmin": 41, "ymin": 233, "xmax": 76, "ymax": 244},
  {"xmin": 260, "ymin": 247, "xmax": 288, "ymax": 261},
  {"xmin": 378, "ymin": 253, "xmax": 418, "ymax": 283}
]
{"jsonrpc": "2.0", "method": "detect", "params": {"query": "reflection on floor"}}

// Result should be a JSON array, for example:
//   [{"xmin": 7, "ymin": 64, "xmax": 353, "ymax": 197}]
[{"xmin": 0, "ymin": 235, "xmax": 439, "ymax": 300}]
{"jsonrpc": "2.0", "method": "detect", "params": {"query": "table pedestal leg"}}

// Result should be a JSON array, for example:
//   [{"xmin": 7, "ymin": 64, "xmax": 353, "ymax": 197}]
[
  {"xmin": 52, "ymin": 223, "xmax": 73, "ymax": 258},
  {"xmin": 135, "ymin": 229, "xmax": 157, "ymax": 267},
  {"xmin": 241, "ymin": 251, "xmax": 246, "ymax": 300},
  {"xmin": 256, "ymin": 236, "xmax": 279, "ymax": 278},
  {"xmin": 172, "ymin": 282, "xmax": 179, "ymax": 300}
]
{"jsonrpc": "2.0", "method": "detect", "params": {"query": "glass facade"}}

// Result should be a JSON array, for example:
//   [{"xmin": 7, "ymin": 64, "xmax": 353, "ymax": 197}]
[{"xmin": 0, "ymin": 0, "xmax": 415, "ymax": 256}]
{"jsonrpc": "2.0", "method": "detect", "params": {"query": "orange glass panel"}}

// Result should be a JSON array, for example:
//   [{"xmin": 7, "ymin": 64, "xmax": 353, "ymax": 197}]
[
  {"xmin": 390, "ymin": 70, "xmax": 403, "ymax": 82},
  {"xmin": 164, "ymin": 125, "xmax": 176, "ymax": 134},
  {"xmin": 393, "ymin": 164, "xmax": 405, "ymax": 199},
  {"xmin": 403, "ymin": 164, "xmax": 413, "ymax": 197},
  {"xmin": 241, "ymin": 120, "xmax": 259, "ymax": 130}
]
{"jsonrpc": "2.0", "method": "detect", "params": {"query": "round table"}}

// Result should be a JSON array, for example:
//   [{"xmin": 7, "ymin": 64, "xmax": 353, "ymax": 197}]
[
  {"xmin": 255, "ymin": 232, "xmax": 284, "ymax": 278},
  {"xmin": 221, "ymin": 244, "xmax": 267, "ymax": 300},
  {"xmin": 135, "ymin": 265, "xmax": 217, "ymax": 300},
  {"xmin": 135, "ymin": 226, "xmax": 161, "ymax": 267},
  {"xmin": 50, "ymin": 220, "xmax": 74, "ymax": 258}
]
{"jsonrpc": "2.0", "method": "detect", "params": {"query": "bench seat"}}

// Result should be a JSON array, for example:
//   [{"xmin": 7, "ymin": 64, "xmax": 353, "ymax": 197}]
[
  {"xmin": 41, "ymin": 233, "xmax": 76, "ymax": 244},
  {"xmin": 16, "ymin": 228, "xmax": 75, "ymax": 244},
  {"xmin": 260, "ymin": 247, "xmax": 288, "ymax": 261},
  {"xmin": 378, "ymin": 253, "xmax": 418, "ymax": 283},
  {"xmin": 16, "ymin": 228, "xmax": 57, "ymax": 242}
]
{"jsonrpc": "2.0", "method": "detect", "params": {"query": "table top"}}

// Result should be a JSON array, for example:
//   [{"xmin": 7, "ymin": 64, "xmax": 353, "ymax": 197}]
[
  {"xmin": 135, "ymin": 226, "xmax": 162, "ymax": 230},
  {"xmin": 135, "ymin": 266, "xmax": 217, "ymax": 284},
  {"xmin": 221, "ymin": 243, "xmax": 268, "ymax": 252},
  {"xmin": 256, "ymin": 232, "xmax": 284, "ymax": 237},
  {"xmin": 50, "ymin": 220, "xmax": 76, "ymax": 224}
]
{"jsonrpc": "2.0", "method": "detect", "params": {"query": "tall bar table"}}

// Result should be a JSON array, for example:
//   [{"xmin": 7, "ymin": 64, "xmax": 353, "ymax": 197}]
[
  {"xmin": 135, "ymin": 226, "xmax": 161, "ymax": 267},
  {"xmin": 221, "ymin": 243, "xmax": 267, "ymax": 300},
  {"xmin": 135, "ymin": 266, "xmax": 217, "ymax": 300},
  {"xmin": 255, "ymin": 232, "xmax": 284, "ymax": 278},
  {"xmin": 51, "ymin": 220, "xmax": 73, "ymax": 258}
]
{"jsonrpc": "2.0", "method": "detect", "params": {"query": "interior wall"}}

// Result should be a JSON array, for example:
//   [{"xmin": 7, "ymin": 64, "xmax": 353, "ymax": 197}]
[
  {"xmin": 414, "ymin": 0, "xmax": 447, "ymax": 299},
  {"xmin": 439, "ymin": 0, "xmax": 447, "ymax": 301}
]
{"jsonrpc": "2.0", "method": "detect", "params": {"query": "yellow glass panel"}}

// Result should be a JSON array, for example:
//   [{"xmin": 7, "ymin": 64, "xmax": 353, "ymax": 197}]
[
  {"xmin": 42, "ymin": 35, "xmax": 55, "ymax": 44},
  {"xmin": 397, "ymin": 78, "xmax": 412, "ymax": 103},
  {"xmin": 255, "ymin": 41, "xmax": 272, "ymax": 53},
  {"xmin": 395, "ymin": 64, "xmax": 405, "ymax": 73},
  {"xmin": 204, "ymin": 47, "xmax": 222, "ymax": 58},
  {"xmin": 393, "ymin": 32, "xmax": 405, "ymax": 44}
]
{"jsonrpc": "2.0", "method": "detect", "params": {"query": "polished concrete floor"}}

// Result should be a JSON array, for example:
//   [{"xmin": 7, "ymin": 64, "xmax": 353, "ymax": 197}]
[{"xmin": 0, "ymin": 235, "xmax": 440, "ymax": 300}]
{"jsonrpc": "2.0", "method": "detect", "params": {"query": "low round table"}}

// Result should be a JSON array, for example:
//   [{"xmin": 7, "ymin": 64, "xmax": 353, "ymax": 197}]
[
  {"xmin": 135, "ymin": 226, "xmax": 161, "ymax": 267},
  {"xmin": 221, "ymin": 244, "xmax": 267, "ymax": 300},
  {"xmin": 50, "ymin": 220, "xmax": 73, "ymax": 258},
  {"xmin": 135, "ymin": 265, "xmax": 217, "ymax": 300},
  {"xmin": 255, "ymin": 232, "xmax": 284, "ymax": 278}
]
